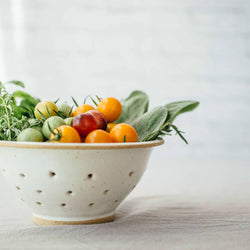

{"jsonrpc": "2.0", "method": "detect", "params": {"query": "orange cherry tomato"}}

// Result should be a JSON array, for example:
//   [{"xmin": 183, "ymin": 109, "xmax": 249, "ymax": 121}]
[
  {"xmin": 85, "ymin": 129, "xmax": 113, "ymax": 143},
  {"xmin": 73, "ymin": 104, "xmax": 95, "ymax": 117},
  {"xmin": 110, "ymin": 123, "xmax": 138, "ymax": 143},
  {"xmin": 97, "ymin": 97, "xmax": 122, "ymax": 122},
  {"xmin": 50, "ymin": 125, "xmax": 81, "ymax": 143},
  {"xmin": 106, "ymin": 123, "xmax": 117, "ymax": 132}
]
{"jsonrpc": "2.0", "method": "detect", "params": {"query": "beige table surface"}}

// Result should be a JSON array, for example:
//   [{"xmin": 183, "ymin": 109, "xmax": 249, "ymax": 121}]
[{"xmin": 1, "ymin": 158, "xmax": 250, "ymax": 250}]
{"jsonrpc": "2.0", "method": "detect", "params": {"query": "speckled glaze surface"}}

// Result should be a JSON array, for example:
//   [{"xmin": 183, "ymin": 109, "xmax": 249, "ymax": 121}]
[{"xmin": 0, "ymin": 140, "xmax": 163, "ymax": 225}]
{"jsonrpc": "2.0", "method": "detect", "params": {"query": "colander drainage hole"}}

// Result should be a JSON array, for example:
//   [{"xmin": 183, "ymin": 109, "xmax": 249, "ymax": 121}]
[
  {"xmin": 129, "ymin": 171, "xmax": 134, "ymax": 177},
  {"xmin": 61, "ymin": 203, "xmax": 66, "ymax": 207},
  {"xmin": 103, "ymin": 189, "xmax": 109, "ymax": 195},
  {"xmin": 36, "ymin": 202, "xmax": 42, "ymax": 206},
  {"xmin": 88, "ymin": 173, "xmax": 93, "ymax": 179},
  {"xmin": 89, "ymin": 203, "xmax": 94, "ymax": 207},
  {"xmin": 37, "ymin": 190, "xmax": 42, "ymax": 194},
  {"xmin": 67, "ymin": 191, "xmax": 73, "ymax": 195},
  {"xmin": 49, "ymin": 171, "xmax": 56, "ymax": 177},
  {"xmin": 20, "ymin": 173, "xmax": 25, "ymax": 178},
  {"xmin": 114, "ymin": 200, "xmax": 118, "ymax": 203},
  {"xmin": 16, "ymin": 186, "xmax": 20, "ymax": 190}
]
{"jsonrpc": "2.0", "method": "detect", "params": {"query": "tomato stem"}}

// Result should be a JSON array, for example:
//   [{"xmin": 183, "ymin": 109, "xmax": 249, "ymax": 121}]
[
  {"xmin": 83, "ymin": 95, "xmax": 90, "ymax": 104},
  {"xmin": 95, "ymin": 95, "xmax": 102, "ymax": 102},
  {"xmin": 71, "ymin": 96, "xmax": 79, "ymax": 107},
  {"xmin": 37, "ymin": 109, "xmax": 47, "ymax": 120},
  {"xmin": 89, "ymin": 96, "xmax": 98, "ymax": 107},
  {"xmin": 54, "ymin": 98, "xmax": 60, "ymax": 104},
  {"xmin": 45, "ymin": 105, "xmax": 51, "ymax": 117},
  {"xmin": 67, "ymin": 106, "xmax": 73, "ymax": 117}
]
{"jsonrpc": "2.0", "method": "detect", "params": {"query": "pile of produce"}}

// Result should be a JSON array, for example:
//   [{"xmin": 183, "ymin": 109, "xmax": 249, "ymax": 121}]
[{"xmin": 0, "ymin": 81, "xmax": 199, "ymax": 143}]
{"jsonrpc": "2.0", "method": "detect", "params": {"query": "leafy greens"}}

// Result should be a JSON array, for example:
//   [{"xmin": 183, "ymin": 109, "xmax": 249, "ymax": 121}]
[{"xmin": 117, "ymin": 91, "xmax": 199, "ymax": 143}]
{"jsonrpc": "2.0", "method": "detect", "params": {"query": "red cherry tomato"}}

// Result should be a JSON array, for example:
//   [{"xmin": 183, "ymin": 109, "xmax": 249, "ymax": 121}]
[
  {"xmin": 87, "ymin": 110, "xmax": 107, "ymax": 130},
  {"xmin": 71, "ymin": 113, "xmax": 98, "ymax": 137}
]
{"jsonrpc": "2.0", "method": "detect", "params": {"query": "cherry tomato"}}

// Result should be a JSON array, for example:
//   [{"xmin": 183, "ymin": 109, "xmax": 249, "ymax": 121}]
[
  {"xmin": 85, "ymin": 129, "xmax": 113, "ymax": 143},
  {"xmin": 110, "ymin": 123, "xmax": 138, "ymax": 142},
  {"xmin": 71, "ymin": 113, "xmax": 98, "ymax": 137},
  {"xmin": 50, "ymin": 125, "xmax": 81, "ymax": 143},
  {"xmin": 106, "ymin": 123, "xmax": 117, "ymax": 132},
  {"xmin": 42, "ymin": 116, "xmax": 66, "ymax": 139},
  {"xmin": 87, "ymin": 110, "xmax": 107, "ymax": 130},
  {"xmin": 17, "ymin": 128, "xmax": 44, "ymax": 142},
  {"xmin": 34, "ymin": 101, "xmax": 58, "ymax": 120},
  {"xmin": 73, "ymin": 104, "xmax": 95, "ymax": 117},
  {"xmin": 97, "ymin": 97, "xmax": 122, "ymax": 122},
  {"xmin": 64, "ymin": 117, "xmax": 73, "ymax": 126},
  {"xmin": 57, "ymin": 103, "xmax": 73, "ymax": 118}
]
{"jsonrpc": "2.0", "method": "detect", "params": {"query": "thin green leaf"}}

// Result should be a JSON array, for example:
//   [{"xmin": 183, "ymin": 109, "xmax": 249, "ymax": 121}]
[
  {"xmin": 170, "ymin": 124, "xmax": 188, "ymax": 144},
  {"xmin": 6, "ymin": 80, "xmax": 25, "ymax": 88}
]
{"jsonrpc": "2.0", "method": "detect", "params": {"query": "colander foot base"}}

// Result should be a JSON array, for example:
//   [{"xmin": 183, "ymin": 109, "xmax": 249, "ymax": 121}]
[{"xmin": 33, "ymin": 214, "xmax": 115, "ymax": 225}]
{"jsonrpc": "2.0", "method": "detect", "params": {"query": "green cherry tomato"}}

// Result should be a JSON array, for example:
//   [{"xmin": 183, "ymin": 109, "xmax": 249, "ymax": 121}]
[
  {"xmin": 33, "ymin": 126, "xmax": 43, "ymax": 134},
  {"xmin": 64, "ymin": 117, "xmax": 73, "ymax": 126},
  {"xmin": 42, "ymin": 116, "xmax": 66, "ymax": 139},
  {"xmin": 57, "ymin": 103, "xmax": 73, "ymax": 118},
  {"xmin": 17, "ymin": 128, "xmax": 44, "ymax": 142}
]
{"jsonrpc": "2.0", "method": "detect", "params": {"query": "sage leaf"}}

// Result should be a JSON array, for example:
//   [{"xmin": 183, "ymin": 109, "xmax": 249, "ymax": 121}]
[
  {"xmin": 116, "ymin": 90, "xmax": 149, "ymax": 124},
  {"xmin": 132, "ymin": 106, "xmax": 168, "ymax": 142},
  {"xmin": 165, "ymin": 100, "xmax": 199, "ymax": 123}
]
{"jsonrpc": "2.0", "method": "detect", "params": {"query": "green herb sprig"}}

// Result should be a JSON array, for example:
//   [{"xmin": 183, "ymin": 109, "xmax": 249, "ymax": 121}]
[{"xmin": 0, "ymin": 81, "xmax": 40, "ymax": 141}]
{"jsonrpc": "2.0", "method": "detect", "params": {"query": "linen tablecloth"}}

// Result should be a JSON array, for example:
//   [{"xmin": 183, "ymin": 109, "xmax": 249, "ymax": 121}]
[{"xmin": 1, "ymin": 158, "xmax": 250, "ymax": 250}]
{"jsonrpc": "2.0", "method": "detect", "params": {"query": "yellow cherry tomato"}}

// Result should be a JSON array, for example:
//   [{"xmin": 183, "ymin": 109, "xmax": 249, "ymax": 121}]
[
  {"xmin": 97, "ymin": 97, "xmax": 122, "ymax": 122},
  {"xmin": 73, "ymin": 104, "xmax": 95, "ymax": 117},
  {"xmin": 34, "ymin": 101, "xmax": 58, "ymax": 120},
  {"xmin": 110, "ymin": 123, "xmax": 138, "ymax": 142},
  {"xmin": 85, "ymin": 129, "xmax": 113, "ymax": 143},
  {"xmin": 50, "ymin": 125, "xmax": 81, "ymax": 143},
  {"xmin": 106, "ymin": 123, "xmax": 117, "ymax": 132}
]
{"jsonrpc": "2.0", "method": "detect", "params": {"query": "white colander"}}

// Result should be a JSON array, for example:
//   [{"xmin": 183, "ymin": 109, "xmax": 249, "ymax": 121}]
[{"xmin": 0, "ymin": 140, "xmax": 163, "ymax": 225}]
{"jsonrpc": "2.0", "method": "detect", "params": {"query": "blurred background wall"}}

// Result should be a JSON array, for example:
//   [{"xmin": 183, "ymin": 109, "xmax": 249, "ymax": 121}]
[{"xmin": 0, "ymin": 0, "xmax": 249, "ymax": 164}]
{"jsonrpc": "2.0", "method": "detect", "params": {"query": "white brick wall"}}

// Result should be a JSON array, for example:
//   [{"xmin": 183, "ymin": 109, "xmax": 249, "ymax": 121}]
[{"xmin": 0, "ymin": 0, "xmax": 249, "ymax": 159}]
